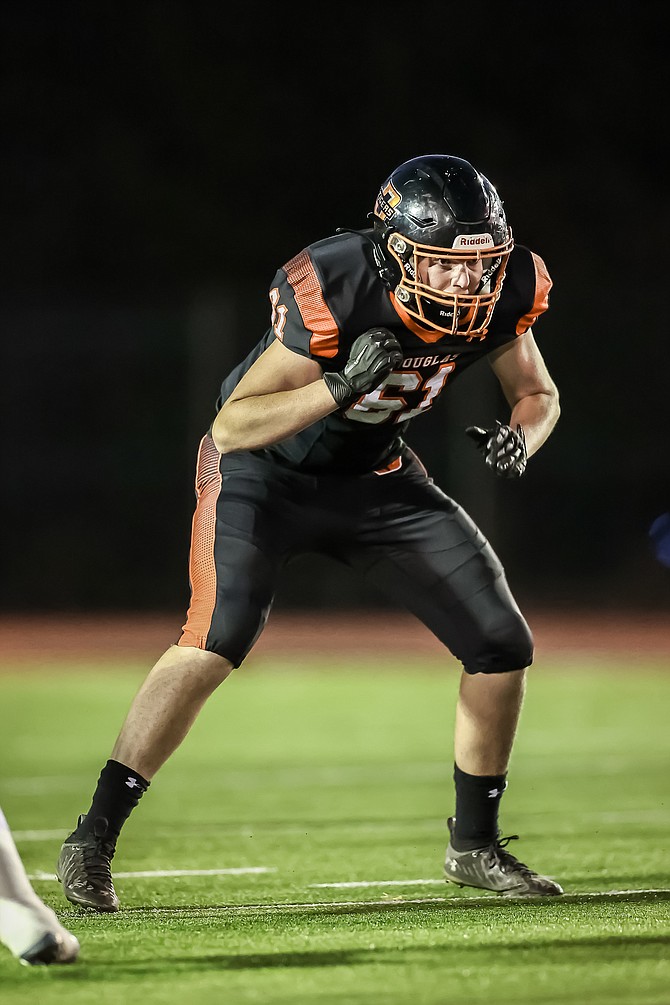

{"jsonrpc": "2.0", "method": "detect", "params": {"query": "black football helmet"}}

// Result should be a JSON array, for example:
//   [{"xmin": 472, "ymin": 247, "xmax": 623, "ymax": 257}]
[{"xmin": 372, "ymin": 154, "xmax": 513, "ymax": 338}]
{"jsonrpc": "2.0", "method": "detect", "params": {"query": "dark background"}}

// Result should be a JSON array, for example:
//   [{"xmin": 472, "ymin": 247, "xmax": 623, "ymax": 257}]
[{"xmin": 2, "ymin": 1, "xmax": 669, "ymax": 617}]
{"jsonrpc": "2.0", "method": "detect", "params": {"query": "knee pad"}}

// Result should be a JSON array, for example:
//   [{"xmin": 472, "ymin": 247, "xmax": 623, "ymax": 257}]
[{"xmin": 463, "ymin": 613, "xmax": 534, "ymax": 675}]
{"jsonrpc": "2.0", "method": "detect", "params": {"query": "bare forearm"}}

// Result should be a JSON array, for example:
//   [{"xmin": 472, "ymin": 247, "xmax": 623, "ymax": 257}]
[
  {"xmin": 509, "ymin": 390, "xmax": 560, "ymax": 457},
  {"xmin": 212, "ymin": 380, "xmax": 338, "ymax": 453}
]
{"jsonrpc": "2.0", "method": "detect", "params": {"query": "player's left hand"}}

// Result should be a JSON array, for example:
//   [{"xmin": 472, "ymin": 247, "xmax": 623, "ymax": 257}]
[{"xmin": 465, "ymin": 420, "xmax": 527, "ymax": 478}]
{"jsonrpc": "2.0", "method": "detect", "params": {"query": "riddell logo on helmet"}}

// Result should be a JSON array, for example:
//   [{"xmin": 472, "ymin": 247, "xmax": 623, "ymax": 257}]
[{"xmin": 453, "ymin": 234, "xmax": 494, "ymax": 248}]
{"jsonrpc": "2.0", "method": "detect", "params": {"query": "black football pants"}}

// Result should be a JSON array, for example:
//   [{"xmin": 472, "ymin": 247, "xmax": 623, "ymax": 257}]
[{"xmin": 178, "ymin": 435, "xmax": 533, "ymax": 674}]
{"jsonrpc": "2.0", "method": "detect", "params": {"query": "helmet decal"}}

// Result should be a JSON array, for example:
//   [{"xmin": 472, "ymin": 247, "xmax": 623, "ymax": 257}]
[{"xmin": 374, "ymin": 181, "xmax": 402, "ymax": 223}]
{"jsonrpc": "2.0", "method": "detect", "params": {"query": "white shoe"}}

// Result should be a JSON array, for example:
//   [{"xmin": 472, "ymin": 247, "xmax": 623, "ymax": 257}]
[{"xmin": 0, "ymin": 897, "xmax": 80, "ymax": 965}]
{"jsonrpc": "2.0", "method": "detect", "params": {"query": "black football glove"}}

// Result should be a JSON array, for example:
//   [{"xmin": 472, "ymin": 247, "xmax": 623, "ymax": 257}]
[
  {"xmin": 323, "ymin": 328, "xmax": 403, "ymax": 408},
  {"xmin": 465, "ymin": 420, "xmax": 528, "ymax": 478}
]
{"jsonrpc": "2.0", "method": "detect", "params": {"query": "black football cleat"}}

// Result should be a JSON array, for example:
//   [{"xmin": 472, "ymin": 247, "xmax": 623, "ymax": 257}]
[
  {"xmin": 444, "ymin": 816, "xmax": 563, "ymax": 897},
  {"xmin": 56, "ymin": 815, "xmax": 120, "ymax": 913}
]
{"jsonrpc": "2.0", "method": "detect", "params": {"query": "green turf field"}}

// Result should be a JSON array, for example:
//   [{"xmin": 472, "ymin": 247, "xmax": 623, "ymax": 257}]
[{"xmin": 0, "ymin": 655, "xmax": 669, "ymax": 1004}]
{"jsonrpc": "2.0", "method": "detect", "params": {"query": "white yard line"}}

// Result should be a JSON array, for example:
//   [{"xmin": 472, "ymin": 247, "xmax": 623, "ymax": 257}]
[
  {"xmin": 12, "ymin": 829, "xmax": 68, "ymax": 841},
  {"xmin": 28, "ymin": 866, "xmax": 275, "ymax": 881}
]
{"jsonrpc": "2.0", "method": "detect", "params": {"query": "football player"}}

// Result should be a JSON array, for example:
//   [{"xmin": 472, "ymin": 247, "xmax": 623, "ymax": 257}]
[
  {"xmin": 57, "ymin": 154, "xmax": 562, "ymax": 910},
  {"xmin": 0, "ymin": 807, "xmax": 79, "ymax": 964}
]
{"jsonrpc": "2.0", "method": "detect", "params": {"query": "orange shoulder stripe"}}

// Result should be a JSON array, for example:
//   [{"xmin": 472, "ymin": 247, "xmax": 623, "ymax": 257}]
[
  {"xmin": 284, "ymin": 251, "xmax": 340, "ymax": 359},
  {"xmin": 516, "ymin": 252, "xmax": 552, "ymax": 335}
]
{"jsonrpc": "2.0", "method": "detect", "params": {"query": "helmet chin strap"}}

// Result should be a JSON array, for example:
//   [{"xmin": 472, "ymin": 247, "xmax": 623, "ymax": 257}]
[
  {"xmin": 478, "ymin": 255, "xmax": 501, "ymax": 293},
  {"xmin": 372, "ymin": 239, "xmax": 396, "ymax": 289}
]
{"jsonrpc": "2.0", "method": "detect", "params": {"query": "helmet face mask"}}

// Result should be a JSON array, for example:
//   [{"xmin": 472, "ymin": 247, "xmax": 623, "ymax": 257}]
[{"xmin": 373, "ymin": 155, "xmax": 514, "ymax": 338}]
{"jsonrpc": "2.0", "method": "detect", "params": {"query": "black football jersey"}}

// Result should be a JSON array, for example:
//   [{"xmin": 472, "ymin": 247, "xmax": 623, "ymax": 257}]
[{"xmin": 216, "ymin": 229, "xmax": 551, "ymax": 473}]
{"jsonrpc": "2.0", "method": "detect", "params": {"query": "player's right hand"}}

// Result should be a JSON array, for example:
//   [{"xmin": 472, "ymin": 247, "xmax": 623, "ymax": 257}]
[{"xmin": 323, "ymin": 328, "xmax": 403, "ymax": 407}]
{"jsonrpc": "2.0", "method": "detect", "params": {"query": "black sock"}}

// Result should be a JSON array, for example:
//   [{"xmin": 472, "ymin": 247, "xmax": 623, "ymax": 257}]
[
  {"xmin": 74, "ymin": 759, "xmax": 150, "ymax": 843},
  {"xmin": 452, "ymin": 763, "xmax": 507, "ymax": 850}
]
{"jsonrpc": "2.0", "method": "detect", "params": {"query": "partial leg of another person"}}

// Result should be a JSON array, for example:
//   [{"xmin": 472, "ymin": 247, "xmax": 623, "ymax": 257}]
[
  {"xmin": 57, "ymin": 438, "xmax": 283, "ymax": 911},
  {"xmin": 0, "ymin": 807, "xmax": 79, "ymax": 965},
  {"xmin": 346, "ymin": 453, "xmax": 562, "ymax": 896}
]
